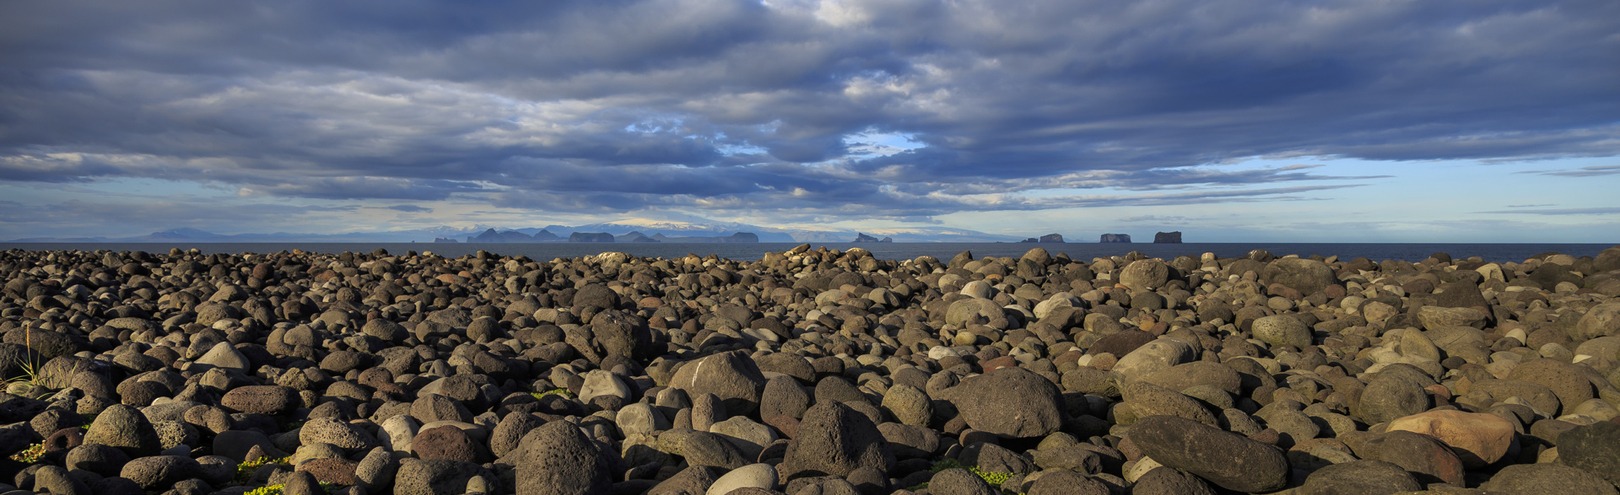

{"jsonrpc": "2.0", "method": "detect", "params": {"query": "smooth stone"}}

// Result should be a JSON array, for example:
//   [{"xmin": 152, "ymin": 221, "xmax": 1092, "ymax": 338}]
[
  {"xmin": 706, "ymin": 463, "xmax": 779, "ymax": 495},
  {"xmin": 946, "ymin": 366, "xmax": 1063, "ymax": 438},
  {"xmin": 1252, "ymin": 315, "xmax": 1312, "ymax": 348},
  {"xmin": 1386, "ymin": 409, "xmax": 1518, "ymax": 469},
  {"xmin": 1557, "ymin": 421, "xmax": 1620, "ymax": 486},
  {"xmin": 1480, "ymin": 463, "xmax": 1618, "ymax": 495},
  {"xmin": 1126, "ymin": 415, "xmax": 1288, "ymax": 493},
  {"xmin": 1299, "ymin": 460, "xmax": 1421, "ymax": 495}
]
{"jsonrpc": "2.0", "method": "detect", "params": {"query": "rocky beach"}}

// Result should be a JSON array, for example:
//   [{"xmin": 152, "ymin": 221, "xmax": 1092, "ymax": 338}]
[{"xmin": 2, "ymin": 244, "xmax": 1620, "ymax": 495}]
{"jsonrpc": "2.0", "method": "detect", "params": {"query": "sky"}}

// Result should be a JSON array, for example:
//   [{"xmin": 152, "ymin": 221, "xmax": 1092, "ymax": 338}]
[{"xmin": 2, "ymin": 0, "xmax": 1618, "ymax": 242}]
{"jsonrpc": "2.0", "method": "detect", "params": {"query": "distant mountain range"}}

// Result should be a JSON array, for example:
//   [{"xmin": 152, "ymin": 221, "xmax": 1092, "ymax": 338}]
[{"xmin": 4, "ymin": 217, "xmax": 1027, "ymax": 243}]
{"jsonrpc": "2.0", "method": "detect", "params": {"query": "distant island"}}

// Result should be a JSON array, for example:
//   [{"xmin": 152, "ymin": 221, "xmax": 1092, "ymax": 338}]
[
  {"xmin": 1, "ymin": 218, "xmax": 1074, "ymax": 244},
  {"xmin": 1154, "ymin": 231, "xmax": 1183, "ymax": 243},
  {"xmin": 1099, "ymin": 233, "xmax": 1132, "ymax": 243},
  {"xmin": 1019, "ymin": 233, "xmax": 1065, "ymax": 243},
  {"xmin": 567, "ymin": 232, "xmax": 616, "ymax": 242},
  {"xmin": 464, "ymin": 228, "xmax": 760, "ymax": 243}
]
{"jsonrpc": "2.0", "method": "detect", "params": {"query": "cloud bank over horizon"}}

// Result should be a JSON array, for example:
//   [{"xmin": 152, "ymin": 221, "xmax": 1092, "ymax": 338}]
[{"xmin": 2, "ymin": 0, "xmax": 1617, "ymax": 242}]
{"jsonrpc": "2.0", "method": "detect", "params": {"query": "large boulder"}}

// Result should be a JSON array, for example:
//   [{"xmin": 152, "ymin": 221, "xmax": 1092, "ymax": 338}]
[
  {"xmin": 1480, "ymin": 463, "xmax": 1617, "ymax": 495},
  {"xmin": 1111, "ymin": 338, "xmax": 1197, "ymax": 381},
  {"xmin": 1263, "ymin": 258, "xmax": 1337, "ymax": 295},
  {"xmin": 82, "ymin": 404, "xmax": 161, "ymax": 457},
  {"xmin": 1119, "ymin": 259, "xmax": 1171, "ymax": 291},
  {"xmin": 1299, "ymin": 460, "xmax": 1421, "ymax": 495},
  {"xmin": 1576, "ymin": 302, "xmax": 1620, "ymax": 340},
  {"xmin": 589, "ymin": 310, "xmax": 656, "ymax": 362},
  {"xmin": 668, "ymin": 350, "xmax": 766, "ymax": 415},
  {"xmin": 1127, "ymin": 415, "xmax": 1288, "ymax": 493},
  {"xmin": 571, "ymin": 284, "xmax": 621, "ymax": 311},
  {"xmin": 1595, "ymin": 246, "xmax": 1620, "ymax": 272},
  {"xmin": 1433, "ymin": 280, "xmax": 1490, "ymax": 313},
  {"xmin": 299, "ymin": 418, "xmax": 378, "ymax": 451},
  {"xmin": 1131, "ymin": 467, "xmax": 1215, "ymax": 495},
  {"xmin": 927, "ymin": 468, "xmax": 998, "ymax": 495},
  {"xmin": 1251, "ymin": 315, "xmax": 1312, "ymax": 348},
  {"xmin": 220, "ymin": 385, "xmax": 299, "ymax": 415},
  {"xmin": 393, "ymin": 459, "xmax": 497, "ymax": 495},
  {"xmin": 1558, "ymin": 421, "xmax": 1620, "ymax": 486},
  {"xmin": 1386, "ymin": 409, "xmax": 1517, "ymax": 469},
  {"xmin": 1341, "ymin": 430, "xmax": 1465, "ymax": 486},
  {"xmin": 119, "ymin": 455, "xmax": 200, "ymax": 490},
  {"xmin": 515, "ymin": 421, "xmax": 613, "ymax": 495},
  {"xmin": 1353, "ymin": 366, "xmax": 1434, "ymax": 425},
  {"xmin": 1503, "ymin": 357, "xmax": 1594, "ymax": 414},
  {"xmin": 945, "ymin": 298, "xmax": 1006, "ymax": 327},
  {"xmin": 1118, "ymin": 380, "xmax": 1219, "ymax": 427},
  {"xmin": 780, "ymin": 402, "xmax": 893, "ymax": 481},
  {"xmin": 945, "ymin": 367, "xmax": 1063, "ymax": 438}
]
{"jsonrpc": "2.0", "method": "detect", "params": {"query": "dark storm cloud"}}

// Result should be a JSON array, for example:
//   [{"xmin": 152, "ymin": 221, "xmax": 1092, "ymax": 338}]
[
  {"xmin": 2, "ymin": 0, "xmax": 1615, "ymax": 220},
  {"xmin": 0, "ymin": 197, "xmax": 347, "ymax": 236}
]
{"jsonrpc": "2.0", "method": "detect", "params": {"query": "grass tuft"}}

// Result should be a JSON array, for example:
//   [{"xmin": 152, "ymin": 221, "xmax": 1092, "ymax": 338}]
[
  {"xmin": 530, "ymin": 388, "xmax": 574, "ymax": 400},
  {"xmin": 3, "ymin": 323, "xmax": 49, "ymax": 399}
]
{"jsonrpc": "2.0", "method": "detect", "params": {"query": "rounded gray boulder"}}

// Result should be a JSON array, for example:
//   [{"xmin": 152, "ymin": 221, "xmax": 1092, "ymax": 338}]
[
  {"xmin": 515, "ymin": 421, "xmax": 612, "ymax": 495},
  {"xmin": 780, "ymin": 401, "xmax": 893, "ymax": 481},
  {"xmin": 947, "ymin": 366, "xmax": 1064, "ymax": 438}
]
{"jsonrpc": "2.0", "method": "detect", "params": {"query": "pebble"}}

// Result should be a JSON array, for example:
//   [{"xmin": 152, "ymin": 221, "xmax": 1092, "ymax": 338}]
[{"xmin": 0, "ymin": 245, "xmax": 1617, "ymax": 494}]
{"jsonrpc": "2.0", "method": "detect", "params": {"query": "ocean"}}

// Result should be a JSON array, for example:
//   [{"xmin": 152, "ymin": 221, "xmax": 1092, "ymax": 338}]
[{"xmin": 2, "ymin": 242, "xmax": 1613, "ymax": 262}]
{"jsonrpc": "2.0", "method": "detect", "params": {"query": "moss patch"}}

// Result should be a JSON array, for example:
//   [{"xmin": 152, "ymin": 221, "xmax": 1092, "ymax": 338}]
[
  {"xmin": 530, "ymin": 388, "xmax": 574, "ymax": 400},
  {"xmin": 8, "ymin": 442, "xmax": 44, "ymax": 463}
]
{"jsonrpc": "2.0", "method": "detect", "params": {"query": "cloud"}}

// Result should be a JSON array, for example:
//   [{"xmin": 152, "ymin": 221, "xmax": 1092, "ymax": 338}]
[
  {"xmin": 1479, "ymin": 206, "xmax": 1620, "ymax": 216},
  {"xmin": 1, "ymin": 0, "xmax": 1617, "ymax": 231},
  {"xmin": 1521, "ymin": 165, "xmax": 1620, "ymax": 177}
]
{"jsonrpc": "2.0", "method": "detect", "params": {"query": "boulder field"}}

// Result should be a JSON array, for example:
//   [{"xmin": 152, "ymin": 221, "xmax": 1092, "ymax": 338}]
[{"xmin": 2, "ymin": 244, "xmax": 1620, "ymax": 494}]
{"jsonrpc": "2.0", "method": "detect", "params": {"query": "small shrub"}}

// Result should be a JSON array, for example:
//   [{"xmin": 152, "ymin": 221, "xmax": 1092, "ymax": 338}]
[
  {"xmin": 242, "ymin": 482, "xmax": 334, "ymax": 495},
  {"xmin": 236, "ymin": 455, "xmax": 291, "ymax": 481},
  {"xmin": 244, "ymin": 485, "xmax": 284, "ymax": 495},
  {"xmin": 8, "ymin": 442, "xmax": 44, "ymax": 463}
]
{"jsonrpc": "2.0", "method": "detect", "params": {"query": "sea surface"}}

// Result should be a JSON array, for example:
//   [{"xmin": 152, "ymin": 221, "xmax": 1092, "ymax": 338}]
[{"xmin": 3, "ymin": 242, "xmax": 1614, "ymax": 262}]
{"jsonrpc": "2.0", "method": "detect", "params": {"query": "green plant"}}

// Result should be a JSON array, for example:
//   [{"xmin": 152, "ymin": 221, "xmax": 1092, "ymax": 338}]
[
  {"xmin": 919, "ymin": 459, "xmax": 1020, "ymax": 493},
  {"xmin": 530, "ymin": 388, "xmax": 574, "ymax": 400},
  {"xmin": 3, "ymin": 323, "xmax": 48, "ymax": 399},
  {"xmin": 242, "ymin": 482, "xmax": 334, "ymax": 495},
  {"xmin": 8, "ymin": 442, "xmax": 44, "ymax": 463},
  {"xmin": 236, "ymin": 455, "xmax": 291, "ymax": 482},
  {"xmin": 244, "ymin": 485, "xmax": 284, "ymax": 495}
]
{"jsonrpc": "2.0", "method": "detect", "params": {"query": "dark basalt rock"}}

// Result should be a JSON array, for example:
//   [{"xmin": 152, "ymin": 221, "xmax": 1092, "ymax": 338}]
[{"xmin": 0, "ymin": 244, "xmax": 1615, "ymax": 495}]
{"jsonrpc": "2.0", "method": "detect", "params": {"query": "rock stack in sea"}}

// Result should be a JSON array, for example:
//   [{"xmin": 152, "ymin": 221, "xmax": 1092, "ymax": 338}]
[{"xmin": 2, "ymin": 244, "xmax": 1620, "ymax": 495}]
